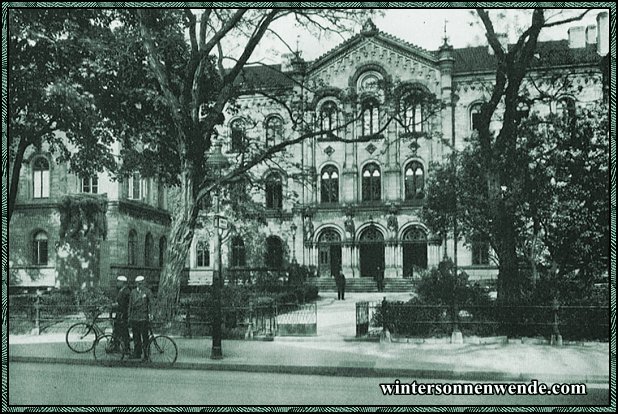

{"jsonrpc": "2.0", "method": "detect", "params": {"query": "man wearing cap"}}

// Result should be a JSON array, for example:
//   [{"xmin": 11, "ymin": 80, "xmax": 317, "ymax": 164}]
[
  {"xmin": 114, "ymin": 276, "xmax": 131, "ymax": 353},
  {"xmin": 129, "ymin": 275, "xmax": 154, "ymax": 361}
]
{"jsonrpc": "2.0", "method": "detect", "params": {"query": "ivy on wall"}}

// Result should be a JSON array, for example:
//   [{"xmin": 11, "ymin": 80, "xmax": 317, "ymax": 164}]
[{"xmin": 56, "ymin": 194, "xmax": 108, "ymax": 290}]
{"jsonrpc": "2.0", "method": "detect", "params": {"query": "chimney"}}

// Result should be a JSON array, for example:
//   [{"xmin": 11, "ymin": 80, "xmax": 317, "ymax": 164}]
[
  {"xmin": 596, "ymin": 11, "xmax": 609, "ymax": 56},
  {"xmin": 488, "ymin": 33, "xmax": 508, "ymax": 55},
  {"xmin": 586, "ymin": 25, "xmax": 597, "ymax": 45},
  {"xmin": 568, "ymin": 26, "xmax": 585, "ymax": 48}
]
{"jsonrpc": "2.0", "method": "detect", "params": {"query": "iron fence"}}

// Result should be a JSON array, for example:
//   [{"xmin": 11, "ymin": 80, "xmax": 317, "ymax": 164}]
[
  {"xmin": 8, "ymin": 294, "xmax": 317, "ymax": 339},
  {"xmin": 356, "ymin": 300, "xmax": 609, "ymax": 341}
]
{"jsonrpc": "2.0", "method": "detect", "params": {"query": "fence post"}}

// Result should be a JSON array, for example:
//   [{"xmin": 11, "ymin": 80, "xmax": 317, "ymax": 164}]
[
  {"xmin": 380, "ymin": 297, "xmax": 391, "ymax": 343},
  {"xmin": 550, "ymin": 298, "xmax": 562, "ymax": 346},
  {"xmin": 33, "ymin": 290, "xmax": 42, "ymax": 335}
]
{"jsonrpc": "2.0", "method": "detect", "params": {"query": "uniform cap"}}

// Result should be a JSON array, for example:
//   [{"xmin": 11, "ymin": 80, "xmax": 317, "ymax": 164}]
[
  {"xmin": 117, "ymin": 276, "xmax": 128, "ymax": 282},
  {"xmin": 135, "ymin": 275, "xmax": 145, "ymax": 282}
]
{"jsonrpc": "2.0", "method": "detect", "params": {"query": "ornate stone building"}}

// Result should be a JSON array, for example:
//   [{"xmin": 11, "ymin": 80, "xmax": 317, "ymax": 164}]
[
  {"xmin": 188, "ymin": 15, "xmax": 608, "ymax": 286},
  {"xmin": 9, "ymin": 13, "xmax": 608, "ymax": 291}
]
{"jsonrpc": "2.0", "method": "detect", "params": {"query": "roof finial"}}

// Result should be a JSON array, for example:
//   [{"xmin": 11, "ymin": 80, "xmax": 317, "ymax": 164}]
[
  {"xmin": 442, "ymin": 19, "xmax": 449, "ymax": 46},
  {"xmin": 361, "ymin": 18, "xmax": 378, "ymax": 35},
  {"xmin": 295, "ymin": 35, "xmax": 300, "ymax": 55}
]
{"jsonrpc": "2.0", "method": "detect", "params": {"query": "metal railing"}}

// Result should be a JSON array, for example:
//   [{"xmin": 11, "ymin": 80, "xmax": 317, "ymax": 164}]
[{"xmin": 356, "ymin": 300, "xmax": 609, "ymax": 342}]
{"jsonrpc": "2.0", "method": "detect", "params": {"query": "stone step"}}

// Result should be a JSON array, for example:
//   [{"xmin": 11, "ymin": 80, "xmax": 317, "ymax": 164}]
[{"xmin": 308, "ymin": 277, "xmax": 417, "ymax": 292}]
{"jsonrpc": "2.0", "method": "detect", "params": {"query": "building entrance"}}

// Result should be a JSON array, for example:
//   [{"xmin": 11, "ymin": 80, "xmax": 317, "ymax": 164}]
[
  {"xmin": 359, "ymin": 226, "xmax": 384, "ymax": 278},
  {"xmin": 402, "ymin": 227, "xmax": 427, "ymax": 278},
  {"xmin": 317, "ymin": 229, "xmax": 342, "ymax": 277}
]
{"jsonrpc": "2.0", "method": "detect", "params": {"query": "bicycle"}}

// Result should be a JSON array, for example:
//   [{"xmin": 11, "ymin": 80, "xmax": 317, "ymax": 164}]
[
  {"xmin": 65, "ymin": 310, "xmax": 112, "ymax": 353},
  {"xmin": 93, "ymin": 323, "xmax": 178, "ymax": 366}
]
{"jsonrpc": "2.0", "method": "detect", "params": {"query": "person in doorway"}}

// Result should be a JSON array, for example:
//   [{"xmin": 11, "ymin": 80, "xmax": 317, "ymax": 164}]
[
  {"xmin": 336, "ymin": 267, "xmax": 346, "ymax": 300},
  {"xmin": 376, "ymin": 264, "xmax": 384, "ymax": 292},
  {"xmin": 129, "ymin": 275, "xmax": 154, "ymax": 361},
  {"xmin": 113, "ymin": 275, "xmax": 131, "ymax": 354}
]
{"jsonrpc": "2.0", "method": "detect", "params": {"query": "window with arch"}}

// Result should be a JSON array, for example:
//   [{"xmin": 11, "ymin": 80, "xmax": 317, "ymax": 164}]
[
  {"xmin": 472, "ymin": 238, "xmax": 490, "ymax": 265},
  {"xmin": 230, "ymin": 236, "xmax": 246, "ymax": 267},
  {"xmin": 556, "ymin": 97, "xmax": 576, "ymax": 123},
  {"xmin": 405, "ymin": 161, "xmax": 425, "ymax": 200},
  {"xmin": 128, "ymin": 230, "xmax": 137, "ymax": 266},
  {"xmin": 32, "ymin": 230, "xmax": 49, "ymax": 265},
  {"xmin": 144, "ymin": 233, "xmax": 154, "ymax": 267},
  {"xmin": 230, "ymin": 119, "xmax": 246, "ymax": 152},
  {"xmin": 159, "ymin": 236, "xmax": 167, "ymax": 268},
  {"xmin": 196, "ymin": 240, "xmax": 210, "ymax": 267},
  {"xmin": 362, "ymin": 163, "xmax": 381, "ymax": 202},
  {"xmin": 265, "ymin": 172, "xmax": 283, "ymax": 209},
  {"xmin": 265, "ymin": 236, "xmax": 284, "ymax": 269},
  {"xmin": 265, "ymin": 115, "xmax": 283, "ymax": 147},
  {"xmin": 319, "ymin": 100, "xmax": 339, "ymax": 137},
  {"xmin": 128, "ymin": 172, "xmax": 141, "ymax": 200},
  {"xmin": 81, "ymin": 176, "xmax": 98, "ymax": 194},
  {"xmin": 470, "ymin": 103, "xmax": 483, "ymax": 131},
  {"xmin": 321, "ymin": 165, "xmax": 339, "ymax": 204},
  {"xmin": 362, "ymin": 98, "xmax": 380, "ymax": 136},
  {"xmin": 399, "ymin": 87, "xmax": 427, "ymax": 133},
  {"xmin": 33, "ymin": 157, "xmax": 50, "ymax": 198}
]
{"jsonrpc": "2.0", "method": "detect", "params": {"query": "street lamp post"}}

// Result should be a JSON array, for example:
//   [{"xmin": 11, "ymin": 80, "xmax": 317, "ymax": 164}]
[
  {"xmin": 206, "ymin": 140, "xmax": 229, "ymax": 360},
  {"xmin": 290, "ymin": 223, "xmax": 297, "ymax": 264}
]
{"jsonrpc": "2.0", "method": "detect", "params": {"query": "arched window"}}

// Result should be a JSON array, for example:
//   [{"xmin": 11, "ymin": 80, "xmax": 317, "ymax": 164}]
[
  {"xmin": 81, "ymin": 175, "xmax": 98, "ymax": 194},
  {"xmin": 265, "ymin": 115, "xmax": 282, "ymax": 147},
  {"xmin": 196, "ymin": 240, "xmax": 210, "ymax": 267},
  {"xmin": 33, "ymin": 157, "xmax": 50, "ymax": 198},
  {"xmin": 159, "ymin": 236, "xmax": 167, "ymax": 268},
  {"xmin": 128, "ymin": 172, "xmax": 141, "ymax": 200},
  {"xmin": 400, "ymin": 88, "xmax": 426, "ymax": 133},
  {"xmin": 230, "ymin": 119, "xmax": 246, "ymax": 152},
  {"xmin": 128, "ymin": 230, "xmax": 137, "ymax": 266},
  {"xmin": 265, "ymin": 236, "xmax": 284, "ymax": 269},
  {"xmin": 405, "ymin": 161, "xmax": 424, "ymax": 200},
  {"xmin": 472, "ymin": 239, "xmax": 490, "ymax": 265},
  {"xmin": 320, "ymin": 165, "xmax": 339, "ymax": 203},
  {"xmin": 470, "ymin": 103, "xmax": 483, "ymax": 131},
  {"xmin": 265, "ymin": 172, "xmax": 283, "ymax": 209},
  {"xmin": 32, "ymin": 231, "xmax": 48, "ymax": 265},
  {"xmin": 231, "ymin": 236, "xmax": 246, "ymax": 267},
  {"xmin": 362, "ymin": 98, "xmax": 380, "ymax": 136},
  {"xmin": 362, "ymin": 163, "xmax": 381, "ymax": 202},
  {"xmin": 144, "ymin": 233, "xmax": 154, "ymax": 267},
  {"xmin": 319, "ymin": 101, "xmax": 338, "ymax": 137}
]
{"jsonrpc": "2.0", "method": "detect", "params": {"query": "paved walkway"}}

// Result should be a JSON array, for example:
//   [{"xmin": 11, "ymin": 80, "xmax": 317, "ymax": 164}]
[{"xmin": 8, "ymin": 291, "xmax": 610, "ymax": 384}]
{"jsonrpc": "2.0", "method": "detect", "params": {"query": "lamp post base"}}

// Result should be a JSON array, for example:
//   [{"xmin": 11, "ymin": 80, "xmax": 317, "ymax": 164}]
[{"xmin": 210, "ymin": 346, "xmax": 223, "ymax": 360}]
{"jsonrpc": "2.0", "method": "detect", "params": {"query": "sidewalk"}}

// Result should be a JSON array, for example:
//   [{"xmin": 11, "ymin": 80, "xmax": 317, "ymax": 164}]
[{"xmin": 7, "ymin": 292, "xmax": 611, "ymax": 384}]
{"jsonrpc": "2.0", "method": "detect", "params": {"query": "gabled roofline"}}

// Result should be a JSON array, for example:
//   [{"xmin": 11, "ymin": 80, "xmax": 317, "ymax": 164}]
[{"xmin": 308, "ymin": 30, "xmax": 438, "ymax": 74}]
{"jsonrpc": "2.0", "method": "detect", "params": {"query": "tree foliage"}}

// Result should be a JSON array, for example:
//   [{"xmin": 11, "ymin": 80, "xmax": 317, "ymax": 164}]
[{"xmin": 8, "ymin": 9, "xmax": 118, "ymax": 221}]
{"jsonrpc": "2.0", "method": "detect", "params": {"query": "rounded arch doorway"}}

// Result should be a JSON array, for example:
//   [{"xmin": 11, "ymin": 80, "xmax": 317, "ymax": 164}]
[
  {"xmin": 402, "ymin": 227, "xmax": 427, "ymax": 278},
  {"xmin": 317, "ymin": 229, "xmax": 342, "ymax": 278},
  {"xmin": 359, "ymin": 226, "xmax": 384, "ymax": 278}
]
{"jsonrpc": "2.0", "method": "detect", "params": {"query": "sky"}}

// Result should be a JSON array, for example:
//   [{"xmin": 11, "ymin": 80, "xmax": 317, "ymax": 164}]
[{"xmin": 240, "ymin": 8, "xmax": 604, "ymax": 64}]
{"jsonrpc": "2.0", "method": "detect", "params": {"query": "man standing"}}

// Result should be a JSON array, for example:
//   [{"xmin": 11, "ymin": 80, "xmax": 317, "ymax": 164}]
[
  {"xmin": 114, "ymin": 276, "xmax": 131, "ymax": 354},
  {"xmin": 376, "ymin": 264, "xmax": 384, "ymax": 292},
  {"xmin": 129, "ymin": 275, "xmax": 154, "ymax": 361},
  {"xmin": 336, "ymin": 267, "xmax": 346, "ymax": 300}
]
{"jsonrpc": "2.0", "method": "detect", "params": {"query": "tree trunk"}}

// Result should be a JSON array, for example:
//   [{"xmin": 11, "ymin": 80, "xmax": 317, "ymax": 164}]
[
  {"xmin": 156, "ymin": 168, "xmax": 200, "ymax": 321},
  {"xmin": 8, "ymin": 138, "xmax": 29, "ymax": 223},
  {"xmin": 495, "ymin": 201, "xmax": 521, "ymax": 305}
]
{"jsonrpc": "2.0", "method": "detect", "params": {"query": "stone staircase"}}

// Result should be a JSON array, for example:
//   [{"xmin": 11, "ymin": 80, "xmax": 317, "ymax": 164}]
[{"xmin": 309, "ymin": 277, "xmax": 417, "ymax": 293}]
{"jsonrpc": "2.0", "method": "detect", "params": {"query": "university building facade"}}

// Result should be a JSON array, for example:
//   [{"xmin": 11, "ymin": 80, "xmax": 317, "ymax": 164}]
[{"xmin": 9, "ymin": 13, "xmax": 608, "ymax": 290}]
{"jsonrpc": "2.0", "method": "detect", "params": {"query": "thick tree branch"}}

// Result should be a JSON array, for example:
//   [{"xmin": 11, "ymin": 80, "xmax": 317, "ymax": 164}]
[{"xmin": 477, "ymin": 9, "xmax": 506, "ymax": 60}]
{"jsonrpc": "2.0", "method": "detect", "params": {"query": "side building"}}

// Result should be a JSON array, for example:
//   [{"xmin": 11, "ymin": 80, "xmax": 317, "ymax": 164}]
[{"xmin": 9, "ymin": 141, "xmax": 172, "ymax": 292}]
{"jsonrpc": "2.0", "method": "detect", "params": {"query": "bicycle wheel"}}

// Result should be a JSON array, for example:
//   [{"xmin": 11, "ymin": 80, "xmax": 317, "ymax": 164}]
[
  {"xmin": 66, "ymin": 322, "xmax": 97, "ymax": 353},
  {"xmin": 93, "ymin": 334, "xmax": 126, "ymax": 363},
  {"xmin": 147, "ymin": 335, "xmax": 177, "ymax": 365}
]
